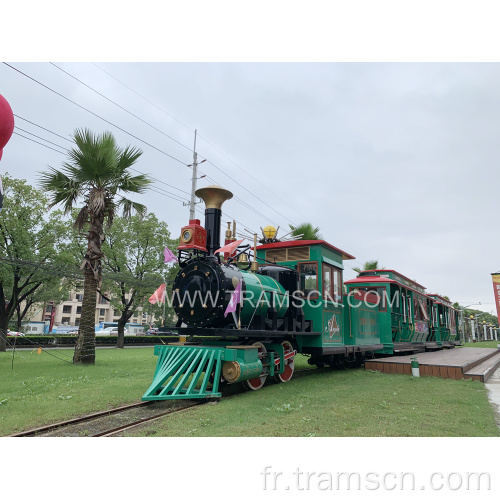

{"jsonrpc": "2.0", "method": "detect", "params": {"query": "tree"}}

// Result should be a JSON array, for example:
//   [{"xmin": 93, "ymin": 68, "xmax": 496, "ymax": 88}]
[
  {"xmin": 71, "ymin": 212, "xmax": 179, "ymax": 348},
  {"xmin": 288, "ymin": 223, "xmax": 322, "ymax": 240},
  {"xmin": 0, "ymin": 174, "xmax": 71, "ymax": 351},
  {"xmin": 352, "ymin": 260, "xmax": 381, "ymax": 274},
  {"xmin": 39, "ymin": 129, "xmax": 151, "ymax": 364},
  {"xmin": 457, "ymin": 306, "xmax": 498, "ymax": 328},
  {"xmin": 13, "ymin": 277, "xmax": 70, "ymax": 332}
]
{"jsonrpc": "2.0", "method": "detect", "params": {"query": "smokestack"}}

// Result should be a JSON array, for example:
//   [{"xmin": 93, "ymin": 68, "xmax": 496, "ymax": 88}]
[{"xmin": 195, "ymin": 185, "xmax": 233, "ymax": 255}]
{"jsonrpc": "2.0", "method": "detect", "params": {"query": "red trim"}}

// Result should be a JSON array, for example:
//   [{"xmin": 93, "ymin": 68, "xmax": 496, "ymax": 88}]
[
  {"xmin": 427, "ymin": 294, "xmax": 452, "ymax": 307},
  {"xmin": 357, "ymin": 269, "xmax": 426, "ymax": 290},
  {"xmin": 344, "ymin": 276, "xmax": 397, "ymax": 285},
  {"xmin": 257, "ymin": 240, "xmax": 355, "ymax": 260},
  {"xmin": 274, "ymin": 350, "xmax": 296, "ymax": 365}
]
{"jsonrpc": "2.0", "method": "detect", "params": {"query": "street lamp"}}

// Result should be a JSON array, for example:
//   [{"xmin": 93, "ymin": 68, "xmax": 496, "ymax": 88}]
[{"xmin": 469, "ymin": 312, "xmax": 488, "ymax": 342}]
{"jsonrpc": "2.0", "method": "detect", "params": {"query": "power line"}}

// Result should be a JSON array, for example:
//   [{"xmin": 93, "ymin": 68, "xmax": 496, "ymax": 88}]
[
  {"xmin": 49, "ymin": 62, "xmax": 282, "ymax": 227},
  {"xmin": 14, "ymin": 114, "xmax": 74, "ymax": 143},
  {"xmin": 87, "ymin": 62, "xmax": 298, "ymax": 227},
  {"xmin": 92, "ymin": 62, "xmax": 195, "ymax": 132},
  {"xmin": 0, "ymin": 256, "xmax": 171, "ymax": 288},
  {"xmin": 14, "ymin": 117, "xmax": 192, "ymax": 205},
  {"xmin": 196, "ymin": 130, "xmax": 309, "ymax": 220},
  {"xmin": 50, "ymin": 62, "xmax": 195, "ymax": 154},
  {"xmin": 129, "ymin": 168, "xmax": 191, "ymax": 197},
  {"xmin": 6, "ymin": 63, "xmax": 276, "ymax": 228},
  {"xmin": 12, "ymin": 131, "xmax": 66, "ymax": 155},
  {"xmin": 15, "ymin": 127, "xmax": 68, "ymax": 152},
  {"xmin": 3, "ymin": 62, "xmax": 188, "ymax": 165},
  {"xmin": 11, "ymin": 126, "xmax": 258, "ymax": 232}
]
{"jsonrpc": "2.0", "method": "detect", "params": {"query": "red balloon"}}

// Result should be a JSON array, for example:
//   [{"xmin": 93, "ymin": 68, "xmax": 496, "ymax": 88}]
[{"xmin": 0, "ymin": 94, "xmax": 14, "ymax": 150}]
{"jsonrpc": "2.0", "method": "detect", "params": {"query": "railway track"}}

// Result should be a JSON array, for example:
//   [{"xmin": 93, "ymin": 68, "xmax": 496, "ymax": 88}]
[
  {"xmin": 8, "ymin": 367, "xmax": 318, "ymax": 437},
  {"xmin": 8, "ymin": 400, "xmax": 204, "ymax": 437}
]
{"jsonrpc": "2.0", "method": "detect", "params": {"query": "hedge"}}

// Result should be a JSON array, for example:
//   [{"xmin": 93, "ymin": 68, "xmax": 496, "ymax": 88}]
[{"xmin": 8, "ymin": 335, "xmax": 184, "ymax": 348}]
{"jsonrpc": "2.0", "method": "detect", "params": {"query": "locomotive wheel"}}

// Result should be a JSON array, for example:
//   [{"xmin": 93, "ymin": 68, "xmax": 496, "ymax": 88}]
[
  {"xmin": 208, "ymin": 369, "xmax": 227, "ymax": 388},
  {"xmin": 243, "ymin": 342, "xmax": 268, "ymax": 391},
  {"xmin": 274, "ymin": 340, "xmax": 295, "ymax": 383}
]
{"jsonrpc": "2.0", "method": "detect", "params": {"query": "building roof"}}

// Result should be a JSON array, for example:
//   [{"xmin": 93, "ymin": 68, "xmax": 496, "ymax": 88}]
[{"xmin": 257, "ymin": 239, "xmax": 355, "ymax": 260}]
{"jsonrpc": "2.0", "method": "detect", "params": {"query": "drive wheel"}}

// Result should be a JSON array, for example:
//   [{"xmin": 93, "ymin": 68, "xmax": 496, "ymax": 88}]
[
  {"xmin": 274, "ymin": 340, "xmax": 295, "ymax": 383},
  {"xmin": 243, "ymin": 342, "xmax": 268, "ymax": 391}
]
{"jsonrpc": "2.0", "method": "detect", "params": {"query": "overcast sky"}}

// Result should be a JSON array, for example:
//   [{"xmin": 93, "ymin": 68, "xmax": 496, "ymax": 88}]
[{"xmin": 1, "ymin": 61, "xmax": 499, "ymax": 313}]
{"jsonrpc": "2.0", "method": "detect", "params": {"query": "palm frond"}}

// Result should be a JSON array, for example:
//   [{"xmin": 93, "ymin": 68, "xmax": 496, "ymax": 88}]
[
  {"xmin": 118, "ymin": 197, "xmax": 147, "ymax": 219},
  {"xmin": 38, "ymin": 167, "xmax": 82, "ymax": 213},
  {"xmin": 352, "ymin": 260, "xmax": 381, "ymax": 274},
  {"xmin": 288, "ymin": 223, "xmax": 323, "ymax": 240},
  {"xmin": 68, "ymin": 129, "xmax": 119, "ymax": 187},
  {"xmin": 114, "ymin": 145, "xmax": 143, "ymax": 175},
  {"xmin": 74, "ymin": 205, "xmax": 89, "ymax": 232},
  {"xmin": 117, "ymin": 172, "xmax": 152, "ymax": 194}
]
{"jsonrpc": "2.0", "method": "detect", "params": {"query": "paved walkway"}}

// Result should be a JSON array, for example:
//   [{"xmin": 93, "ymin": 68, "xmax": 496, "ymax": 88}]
[{"xmin": 485, "ymin": 366, "xmax": 500, "ymax": 428}]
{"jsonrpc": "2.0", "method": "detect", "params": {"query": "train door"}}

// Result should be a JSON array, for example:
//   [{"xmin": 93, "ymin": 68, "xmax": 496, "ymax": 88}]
[
  {"xmin": 321, "ymin": 263, "xmax": 343, "ymax": 345},
  {"xmin": 390, "ymin": 284, "xmax": 402, "ymax": 342}
]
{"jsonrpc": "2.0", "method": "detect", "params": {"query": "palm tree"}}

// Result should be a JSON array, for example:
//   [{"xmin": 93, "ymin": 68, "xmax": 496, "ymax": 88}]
[
  {"xmin": 39, "ymin": 129, "xmax": 151, "ymax": 364},
  {"xmin": 288, "ymin": 223, "xmax": 322, "ymax": 240},
  {"xmin": 352, "ymin": 260, "xmax": 381, "ymax": 274}
]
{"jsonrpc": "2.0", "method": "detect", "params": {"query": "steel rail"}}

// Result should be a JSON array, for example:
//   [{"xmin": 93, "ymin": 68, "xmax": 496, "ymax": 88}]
[
  {"xmin": 94, "ymin": 402, "xmax": 205, "ymax": 437},
  {"xmin": 7, "ymin": 401, "xmax": 154, "ymax": 437},
  {"xmin": 8, "ymin": 367, "xmax": 318, "ymax": 437}
]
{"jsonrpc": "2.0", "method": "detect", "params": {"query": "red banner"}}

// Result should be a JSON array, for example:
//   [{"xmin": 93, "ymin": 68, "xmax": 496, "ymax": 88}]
[{"xmin": 492, "ymin": 274, "xmax": 500, "ymax": 325}]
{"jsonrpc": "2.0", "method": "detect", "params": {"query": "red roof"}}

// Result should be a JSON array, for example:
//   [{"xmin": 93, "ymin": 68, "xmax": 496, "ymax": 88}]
[
  {"xmin": 257, "ymin": 240, "xmax": 355, "ymax": 260},
  {"xmin": 344, "ymin": 276, "xmax": 397, "ymax": 285},
  {"xmin": 358, "ymin": 269, "xmax": 426, "ymax": 290},
  {"xmin": 427, "ymin": 294, "xmax": 452, "ymax": 305}
]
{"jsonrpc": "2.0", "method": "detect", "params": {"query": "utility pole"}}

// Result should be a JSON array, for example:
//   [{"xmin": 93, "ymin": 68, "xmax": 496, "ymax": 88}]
[{"xmin": 189, "ymin": 129, "xmax": 198, "ymax": 220}]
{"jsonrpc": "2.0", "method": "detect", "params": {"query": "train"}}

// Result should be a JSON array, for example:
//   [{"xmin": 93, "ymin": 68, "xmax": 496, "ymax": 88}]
[{"xmin": 142, "ymin": 185, "xmax": 461, "ymax": 401}]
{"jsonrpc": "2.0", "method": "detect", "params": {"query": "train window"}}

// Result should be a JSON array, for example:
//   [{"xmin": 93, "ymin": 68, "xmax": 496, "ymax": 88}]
[
  {"xmin": 333, "ymin": 269, "xmax": 342, "ymax": 301},
  {"xmin": 353, "ymin": 286, "xmax": 386, "ymax": 311},
  {"xmin": 298, "ymin": 262, "xmax": 318, "ymax": 298},
  {"xmin": 323, "ymin": 267, "xmax": 331, "ymax": 298},
  {"xmin": 414, "ymin": 295, "xmax": 428, "ymax": 321},
  {"xmin": 323, "ymin": 263, "xmax": 342, "ymax": 303}
]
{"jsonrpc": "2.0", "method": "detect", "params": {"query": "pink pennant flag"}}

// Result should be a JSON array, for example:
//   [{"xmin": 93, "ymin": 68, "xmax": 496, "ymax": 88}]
[
  {"xmin": 164, "ymin": 246, "xmax": 178, "ymax": 263},
  {"xmin": 215, "ymin": 239, "xmax": 244, "ymax": 255},
  {"xmin": 148, "ymin": 283, "xmax": 166, "ymax": 305},
  {"xmin": 224, "ymin": 280, "xmax": 243, "ymax": 317}
]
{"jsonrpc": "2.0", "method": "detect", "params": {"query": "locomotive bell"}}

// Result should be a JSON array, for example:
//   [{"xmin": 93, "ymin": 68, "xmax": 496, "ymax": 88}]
[
  {"xmin": 237, "ymin": 252, "xmax": 249, "ymax": 268},
  {"xmin": 195, "ymin": 185, "xmax": 233, "ymax": 255}
]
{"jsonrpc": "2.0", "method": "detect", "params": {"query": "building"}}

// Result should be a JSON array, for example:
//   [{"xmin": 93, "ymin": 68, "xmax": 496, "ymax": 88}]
[{"xmin": 30, "ymin": 290, "xmax": 158, "ymax": 328}]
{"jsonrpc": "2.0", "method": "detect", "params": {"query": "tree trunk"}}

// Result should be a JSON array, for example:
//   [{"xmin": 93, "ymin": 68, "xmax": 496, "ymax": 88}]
[
  {"xmin": 73, "ymin": 266, "xmax": 97, "ymax": 364},
  {"xmin": 116, "ymin": 315, "xmax": 128, "ymax": 349},
  {"xmin": 16, "ymin": 304, "xmax": 22, "ymax": 332},
  {"xmin": 0, "ymin": 315, "xmax": 8, "ymax": 352}
]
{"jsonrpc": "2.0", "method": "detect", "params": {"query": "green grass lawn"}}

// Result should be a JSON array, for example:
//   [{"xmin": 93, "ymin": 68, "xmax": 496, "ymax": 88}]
[
  {"xmin": 0, "ymin": 347, "xmax": 157, "ymax": 435},
  {"xmin": 128, "ymin": 365, "xmax": 500, "ymax": 438},
  {"xmin": 463, "ymin": 340, "xmax": 500, "ymax": 348},
  {"xmin": 1, "ymin": 348, "xmax": 499, "ymax": 437}
]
